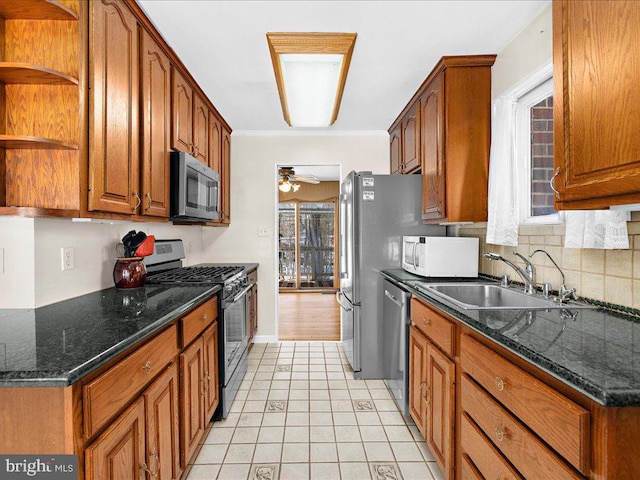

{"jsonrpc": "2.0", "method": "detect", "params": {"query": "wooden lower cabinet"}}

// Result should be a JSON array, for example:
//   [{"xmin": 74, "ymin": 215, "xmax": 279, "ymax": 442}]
[
  {"xmin": 180, "ymin": 321, "xmax": 219, "ymax": 468},
  {"xmin": 409, "ymin": 325, "xmax": 428, "ymax": 436},
  {"xmin": 85, "ymin": 397, "xmax": 146, "ymax": 480},
  {"xmin": 409, "ymin": 324, "xmax": 455, "ymax": 479},
  {"xmin": 144, "ymin": 364, "xmax": 181, "ymax": 480},
  {"xmin": 203, "ymin": 323, "xmax": 220, "ymax": 421},
  {"xmin": 86, "ymin": 363, "xmax": 181, "ymax": 480},
  {"xmin": 180, "ymin": 336, "xmax": 205, "ymax": 467}
]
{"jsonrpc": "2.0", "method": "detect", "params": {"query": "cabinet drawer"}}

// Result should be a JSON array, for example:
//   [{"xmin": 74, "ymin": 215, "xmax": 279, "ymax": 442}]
[
  {"xmin": 411, "ymin": 297, "xmax": 455, "ymax": 356},
  {"xmin": 180, "ymin": 297, "xmax": 217, "ymax": 348},
  {"xmin": 460, "ymin": 454, "xmax": 483, "ymax": 480},
  {"xmin": 461, "ymin": 374, "xmax": 583, "ymax": 480},
  {"xmin": 83, "ymin": 325, "xmax": 178, "ymax": 438},
  {"xmin": 461, "ymin": 412, "xmax": 522, "ymax": 480},
  {"xmin": 460, "ymin": 334, "xmax": 589, "ymax": 474}
]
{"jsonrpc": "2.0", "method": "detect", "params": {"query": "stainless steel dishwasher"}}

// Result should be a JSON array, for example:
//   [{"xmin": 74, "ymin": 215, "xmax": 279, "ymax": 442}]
[{"xmin": 382, "ymin": 278, "xmax": 412, "ymax": 420}]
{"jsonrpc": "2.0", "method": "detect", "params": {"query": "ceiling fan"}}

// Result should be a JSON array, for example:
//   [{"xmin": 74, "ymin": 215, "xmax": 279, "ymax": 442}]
[{"xmin": 278, "ymin": 167, "xmax": 319, "ymax": 192}]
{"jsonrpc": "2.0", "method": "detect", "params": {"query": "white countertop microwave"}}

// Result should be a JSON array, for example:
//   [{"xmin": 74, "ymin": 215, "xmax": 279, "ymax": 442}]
[{"xmin": 402, "ymin": 236, "xmax": 479, "ymax": 277}]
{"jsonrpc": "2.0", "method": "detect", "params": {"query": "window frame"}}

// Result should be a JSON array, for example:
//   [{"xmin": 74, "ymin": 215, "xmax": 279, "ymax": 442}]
[{"xmin": 510, "ymin": 61, "xmax": 563, "ymax": 226}]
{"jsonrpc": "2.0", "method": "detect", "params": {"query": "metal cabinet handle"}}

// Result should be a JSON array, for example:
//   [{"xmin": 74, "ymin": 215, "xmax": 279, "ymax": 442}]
[
  {"xmin": 143, "ymin": 361, "xmax": 152, "ymax": 373},
  {"xmin": 140, "ymin": 462, "xmax": 158, "ymax": 478},
  {"xmin": 133, "ymin": 192, "xmax": 141, "ymax": 213},
  {"xmin": 495, "ymin": 376, "xmax": 505, "ymax": 391},
  {"xmin": 144, "ymin": 193, "xmax": 152, "ymax": 213},
  {"xmin": 495, "ymin": 427, "xmax": 506, "ymax": 442},
  {"xmin": 550, "ymin": 167, "xmax": 560, "ymax": 197}
]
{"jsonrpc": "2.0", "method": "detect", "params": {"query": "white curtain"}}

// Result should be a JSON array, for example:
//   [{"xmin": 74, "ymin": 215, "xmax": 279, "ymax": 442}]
[
  {"xmin": 486, "ymin": 96, "xmax": 519, "ymax": 246},
  {"xmin": 564, "ymin": 211, "xmax": 630, "ymax": 249}
]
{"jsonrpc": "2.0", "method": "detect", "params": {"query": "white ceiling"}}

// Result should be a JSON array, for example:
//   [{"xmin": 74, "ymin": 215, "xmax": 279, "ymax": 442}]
[
  {"xmin": 280, "ymin": 165, "xmax": 341, "ymax": 182},
  {"xmin": 138, "ymin": 0, "xmax": 550, "ymax": 132}
]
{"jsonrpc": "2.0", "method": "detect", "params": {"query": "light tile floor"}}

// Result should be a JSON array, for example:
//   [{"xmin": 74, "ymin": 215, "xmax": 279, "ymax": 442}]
[{"xmin": 185, "ymin": 342, "xmax": 445, "ymax": 480}]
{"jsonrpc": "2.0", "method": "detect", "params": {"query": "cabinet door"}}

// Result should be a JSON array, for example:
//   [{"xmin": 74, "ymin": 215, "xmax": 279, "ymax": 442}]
[
  {"xmin": 171, "ymin": 68, "xmax": 193, "ymax": 153},
  {"xmin": 85, "ymin": 397, "xmax": 146, "ymax": 480},
  {"xmin": 409, "ymin": 325, "xmax": 428, "ymax": 436},
  {"xmin": 192, "ymin": 95, "xmax": 209, "ymax": 164},
  {"xmin": 250, "ymin": 283, "xmax": 258, "ymax": 340},
  {"xmin": 402, "ymin": 103, "xmax": 420, "ymax": 173},
  {"xmin": 202, "ymin": 323, "xmax": 219, "ymax": 422},
  {"xmin": 179, "ymin": 338, "xmax": 204, "ymax": 467},
  {"xmin": 208, "ymin": 113, "xmax": 222, "ymax": 174},
  {"xmin": 554, "ymin": 0, "xmax": 640, "ymax": 209},
  {"xmin": 390, "ymin": 124, "xmax": 402, "ymax": 174},
  {"xmin": 220, "ymin": 127, "xmax": 231, "ymax": 224},
  {"xmin": 140, "ymin": 29, "xmax": 170, "ymax": 218},
  {"xmin": 421, "ymin": 73, "xmax": 445, "ymax": 221},
  {"xmin": 144, "ymin": 364, "xmax": 181, "ymax": 480},
  {"xmin": 88, "ymin": 0, "xmax": 139, "ymax": 214},
  {"xmin": 426, "ymin": 342, "xmax": 455, "ymax": 480}
]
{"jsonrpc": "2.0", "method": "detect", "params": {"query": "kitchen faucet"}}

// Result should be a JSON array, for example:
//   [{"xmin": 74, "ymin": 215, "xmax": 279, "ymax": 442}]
[
  {"xmin": 530, "ymin": 249, "xmax": 578, "ymax": 303},
  {"xmin": 484, "ymin": 252, "xmax": 536, "ymax": 294}
]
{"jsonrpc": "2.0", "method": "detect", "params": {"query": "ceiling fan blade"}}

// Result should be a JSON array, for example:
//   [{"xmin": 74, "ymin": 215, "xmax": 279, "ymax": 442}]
[{"xmin": 295, "ymin": 177, "xmax": 320, "ymax": 184}]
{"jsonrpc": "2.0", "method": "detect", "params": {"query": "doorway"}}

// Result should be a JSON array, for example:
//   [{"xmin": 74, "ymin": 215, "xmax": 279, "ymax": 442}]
[{"xmin": 276, "ymin": 164, "xmax": 341, "ymax": 341}]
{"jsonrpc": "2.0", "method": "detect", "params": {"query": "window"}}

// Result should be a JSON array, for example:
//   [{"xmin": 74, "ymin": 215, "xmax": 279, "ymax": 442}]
[{"xmin": 515, "ymin": 76, "xmax": 561, "ymax": 225}]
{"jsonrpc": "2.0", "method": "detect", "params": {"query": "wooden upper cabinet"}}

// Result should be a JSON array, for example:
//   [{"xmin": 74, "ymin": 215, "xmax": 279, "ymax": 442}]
[
  {"xmin": 553, "ymin": 0, "xmax": 640, "ymax": 209},
  {"xmin": 420, "ymin": 73, "xmax": 445, "ymax": 221},
  {"xmin": 402, "ymin": 102, "xmax": 420, "ymax": 173},
  {"xmin": 192, "ymin": 94, "xmax": 209, "ymax": 164},
  {"xmin": 171, "ymin": 68, "xmax": 193, "ymax": 154},
  {"xmin": 140, "ymin": 28, "xmax": 170, "ymax": 218},
  {"xmin": 218, "ymin": 127, "xmax": 231, "ymax": 225},
  {"xmin": 88, "ymin": 0, "xmax": 139, "ymax": 215},
  {"xmin": 390, "ymin": 123, "xmax": 402, "ymax": 174},
  {"xmin": 208, "ymin": 112, "xmax": 222, "ymax": 173}
]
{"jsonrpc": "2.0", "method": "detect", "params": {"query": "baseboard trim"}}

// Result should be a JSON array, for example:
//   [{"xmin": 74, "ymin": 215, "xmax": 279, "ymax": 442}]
[{"xmin": 252, "ymin": 335, "xmax": 279, "ymax": 344}]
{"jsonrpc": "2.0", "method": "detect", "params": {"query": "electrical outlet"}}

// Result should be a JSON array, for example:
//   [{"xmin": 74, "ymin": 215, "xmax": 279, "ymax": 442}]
[
  {"xmin": 258, "ymin": 226, "xmax": 268, "ymax": 237},
  {"xmin": 62, "ymin": 247, "xmax": 74, "ymax": 271},
  {"xmin": 0, "ymin": 247, "xmax": 4, "ymax": 274}
]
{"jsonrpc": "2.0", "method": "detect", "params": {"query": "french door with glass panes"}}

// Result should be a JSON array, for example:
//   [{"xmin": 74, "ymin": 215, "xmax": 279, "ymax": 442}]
[{"xmin": 278, "ymin": 202, "xmax": 337, "ymax": 291}]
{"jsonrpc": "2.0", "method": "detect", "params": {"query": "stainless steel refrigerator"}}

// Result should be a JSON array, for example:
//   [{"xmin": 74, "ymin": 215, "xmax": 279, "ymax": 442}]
[{"xmin": 336, "ymin": 171, "xmax": 445, "ymax": 378}]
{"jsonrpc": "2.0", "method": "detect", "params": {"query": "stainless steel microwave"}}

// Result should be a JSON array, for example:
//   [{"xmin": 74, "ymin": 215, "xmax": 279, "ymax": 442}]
[{"xmin": 170, "ymin": 151, "xmax": 219, "ymax": 222}]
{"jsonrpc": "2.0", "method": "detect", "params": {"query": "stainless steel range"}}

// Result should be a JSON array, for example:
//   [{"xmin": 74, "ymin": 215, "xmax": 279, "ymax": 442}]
[{"xmin": 145, "ymin": 240, "xmax": 251, "ymax": 418}]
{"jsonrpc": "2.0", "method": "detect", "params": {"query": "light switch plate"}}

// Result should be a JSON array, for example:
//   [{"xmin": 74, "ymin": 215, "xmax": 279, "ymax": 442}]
[{"xmin": 258, "ymin": 226, "xmax": 268, "ymax": 237}]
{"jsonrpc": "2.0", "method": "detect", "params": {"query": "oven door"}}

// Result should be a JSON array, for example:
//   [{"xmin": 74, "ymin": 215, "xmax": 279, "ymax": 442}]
[{"xmin": 222, "ymin": 285, "xmax": 251, "ymax": 384}]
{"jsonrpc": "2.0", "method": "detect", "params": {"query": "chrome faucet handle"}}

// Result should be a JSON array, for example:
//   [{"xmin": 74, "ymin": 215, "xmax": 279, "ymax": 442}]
[
  {"xmin": 501, "ymin": 274, "xmax": 510, "ymax": 287},
  {"xmin": 558, "ymin": 284, "xmax": 578, "ymax": 303},
  {"xmin": 512, "ymin": 251, "xmax": 536, "ymax": 293}
]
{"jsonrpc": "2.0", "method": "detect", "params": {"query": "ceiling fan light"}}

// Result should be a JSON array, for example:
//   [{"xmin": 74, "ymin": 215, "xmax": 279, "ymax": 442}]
[
  {"xmin": 292, "ymin": 183, "xmax": 301, "ymax": 192},
  {"xmin": 279, "ymin": 180, "xmax": 292, "ymax": 193}
]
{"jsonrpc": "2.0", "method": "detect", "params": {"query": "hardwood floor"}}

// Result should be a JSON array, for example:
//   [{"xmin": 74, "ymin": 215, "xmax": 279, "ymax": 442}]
[{"xmin": 278, "ymin": 292, "xmax": 340, "ymax": 341}]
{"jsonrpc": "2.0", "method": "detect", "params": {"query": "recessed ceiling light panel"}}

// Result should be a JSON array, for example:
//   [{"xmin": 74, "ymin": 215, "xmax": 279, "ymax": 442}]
[{"xmin": 267, "ymin": 33, "xmax": 357, "ymax": 128}]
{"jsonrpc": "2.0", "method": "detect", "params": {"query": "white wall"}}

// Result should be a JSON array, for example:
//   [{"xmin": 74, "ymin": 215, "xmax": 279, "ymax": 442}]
[
  {"xmin": 201, "ymin": 133, "xmax": 390, "ymax": 341},
  {"xmin": 0, "ymin": 216, "xmax": 207, "ymax": 309},
  {"xmin": 491, "ymin": 4, "xmax": 552, "ymax": 98},
  {"xmin": 0, "ymin": 217, "xmax": 36, "ymax": 308}
]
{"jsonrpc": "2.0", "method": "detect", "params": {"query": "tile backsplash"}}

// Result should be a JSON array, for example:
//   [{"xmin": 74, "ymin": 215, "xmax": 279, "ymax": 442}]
[{"xmin": 456, "ymin": 213, "xmax": 640, "ymax": 310}]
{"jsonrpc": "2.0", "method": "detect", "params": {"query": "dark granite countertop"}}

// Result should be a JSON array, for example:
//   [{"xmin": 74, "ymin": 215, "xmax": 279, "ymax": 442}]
[
  {"xmin": 0, "ymin": 284, "xmax": 220, "ymax": 387},
  {"xmin": 382, "ymin": 269, "xmax": 640, "ymax": 407}
]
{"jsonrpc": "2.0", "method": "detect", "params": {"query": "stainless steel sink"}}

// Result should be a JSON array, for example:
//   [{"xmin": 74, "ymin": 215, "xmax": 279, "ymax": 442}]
[{"xmin": 409, "ymin": 282, "xmax": 595, "ymax": 310}]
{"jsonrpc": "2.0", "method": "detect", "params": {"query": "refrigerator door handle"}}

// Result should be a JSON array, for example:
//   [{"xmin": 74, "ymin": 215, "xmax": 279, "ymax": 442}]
[
  {"xmin": 336, "ymin": 291, "xmax": 353, "ymax": 312},
  {"xmin": 384, "ymin": 289, "xmax": 403, "ymax": 308}
]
